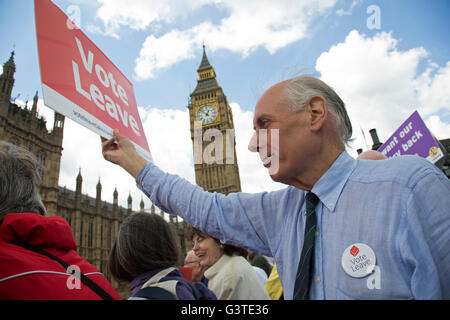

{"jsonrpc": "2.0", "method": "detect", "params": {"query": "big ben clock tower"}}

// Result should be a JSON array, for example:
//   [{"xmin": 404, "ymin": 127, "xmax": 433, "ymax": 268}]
[{"xmin": 188, "ymin": 46, "xmax": 241, "ymax": 194}]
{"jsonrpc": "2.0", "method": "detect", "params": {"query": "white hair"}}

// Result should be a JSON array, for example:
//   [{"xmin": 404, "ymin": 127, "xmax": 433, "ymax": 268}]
[
  {"xmin": 0, "ymin": 141, "xmax": 47, "ymax": 222},
  {"xmin": 285, "ymin": 76, "xmax": 353, "ymax": 145}
]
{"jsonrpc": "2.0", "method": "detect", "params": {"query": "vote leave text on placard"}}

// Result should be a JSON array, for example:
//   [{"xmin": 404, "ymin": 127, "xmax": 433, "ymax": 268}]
[{"xmin": 34, "ymin": 0, "xmax": 151, "ymax": 162}]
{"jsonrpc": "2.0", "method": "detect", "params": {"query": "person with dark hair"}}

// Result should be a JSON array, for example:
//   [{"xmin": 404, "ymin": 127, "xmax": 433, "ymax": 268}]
[
  {"xmin": 190, "ymin": 228, "xmax": 270, "ymax": 300},
  {"xmin": 108, "ymin": 212, "xmax": 216, "ymax": 300},
  {"xmin": 0, "ymin": 141, "xmax": 121, "ymax": 300},
  {"xmin": 101, "ymin": 76, "xmax": 450, "ymax": 300},
  {"xmin": 247, "ymin": 250, "xmax": 273, "ymax": 278}
]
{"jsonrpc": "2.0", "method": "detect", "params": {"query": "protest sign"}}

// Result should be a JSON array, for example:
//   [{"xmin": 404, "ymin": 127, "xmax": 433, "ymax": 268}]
[
  {"xmin": 378, "ymin": 110, "xmax": 443, "ymax": 164},
  {"xmin": 34, "ymin": 0, "xmax": 152, "ymax": 162}
]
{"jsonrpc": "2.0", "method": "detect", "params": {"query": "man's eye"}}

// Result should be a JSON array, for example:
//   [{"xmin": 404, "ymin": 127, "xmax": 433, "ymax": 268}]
[{"xmin": 260, "ymin": 120, "xmax": 270, "ymax": 128}]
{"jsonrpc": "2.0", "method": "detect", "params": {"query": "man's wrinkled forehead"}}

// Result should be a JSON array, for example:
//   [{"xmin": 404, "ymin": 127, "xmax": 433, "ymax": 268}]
[{"xmin": 253, "ymin": 80, "xmax": 290, "ymax": 127}]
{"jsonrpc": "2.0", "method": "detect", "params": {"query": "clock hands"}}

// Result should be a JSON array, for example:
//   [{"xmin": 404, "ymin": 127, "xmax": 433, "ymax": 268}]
[{"xmin": 198, "ymin": 105, "xmax": 217, "ymax": 124}]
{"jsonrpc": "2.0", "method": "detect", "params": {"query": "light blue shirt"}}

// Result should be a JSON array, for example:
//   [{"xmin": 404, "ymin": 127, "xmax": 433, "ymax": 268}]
[{"xmin": 136, "ymin": 151, "xmax": 450, "ymax": 299}]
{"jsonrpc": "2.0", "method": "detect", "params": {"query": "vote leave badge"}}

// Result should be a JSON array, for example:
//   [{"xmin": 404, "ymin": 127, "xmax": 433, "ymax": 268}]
[
  {"xmin": 34, "ymin": 0, "xmax": 152, "ymax": 162},
  {"xmin": 341, "ymin": 243, "xmax": 376, "ymax": 278}
]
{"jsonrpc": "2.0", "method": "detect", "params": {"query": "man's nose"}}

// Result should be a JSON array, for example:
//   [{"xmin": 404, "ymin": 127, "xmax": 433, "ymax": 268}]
[
  {"xmin": 248, "ymin": 132, "xmax": 258, "ymax": 152},
  {"xmin": 192, "ymin": 242, "xmax": 199, "ymax": 251}
]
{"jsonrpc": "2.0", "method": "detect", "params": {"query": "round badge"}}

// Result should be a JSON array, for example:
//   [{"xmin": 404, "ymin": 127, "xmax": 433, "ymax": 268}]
[
  {"xmin": 341, "ymin": 243, "xmax": 376, "ymax": 278},
  {"xmin": 429, "ymin": 146, "xmax": 439, "ymax": 158}
]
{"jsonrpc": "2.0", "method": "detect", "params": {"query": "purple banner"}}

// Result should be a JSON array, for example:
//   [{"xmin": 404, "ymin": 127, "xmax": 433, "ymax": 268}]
[{"xmin": 378, "ymin": 110, "xmax": 443, "ymax": 164}]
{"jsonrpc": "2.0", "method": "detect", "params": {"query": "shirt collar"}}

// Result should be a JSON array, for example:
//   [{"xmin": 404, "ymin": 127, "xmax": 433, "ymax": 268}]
[
  {"xmin": 311, "ymin": 151, "xmax": 357, "ymax": 212},
  {"xmin": 204, "ymin": 254, "xmax": 232, "ymax": 279}
]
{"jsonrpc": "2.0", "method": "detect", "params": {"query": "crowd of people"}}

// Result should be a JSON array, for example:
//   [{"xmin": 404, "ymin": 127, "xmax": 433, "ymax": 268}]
[{"xmin": 1, "ymin": 76, "xmax": 449, "ymax": 300}]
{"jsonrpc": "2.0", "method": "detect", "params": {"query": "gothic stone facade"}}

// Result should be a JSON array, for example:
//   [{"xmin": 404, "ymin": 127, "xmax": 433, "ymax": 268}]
[{"xmin": 0, "ymin": 51, "xmax": 190, "ymax": 298}]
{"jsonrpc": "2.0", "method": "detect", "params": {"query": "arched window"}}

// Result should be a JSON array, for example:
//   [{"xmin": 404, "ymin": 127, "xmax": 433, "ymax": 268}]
[
  {"xmin": 36, "ymin": 152, "xmax": 46, "ymax": 181},
  {"xmin": 88, "ymin": 218, "xmax": 93, "ymax": 248}
]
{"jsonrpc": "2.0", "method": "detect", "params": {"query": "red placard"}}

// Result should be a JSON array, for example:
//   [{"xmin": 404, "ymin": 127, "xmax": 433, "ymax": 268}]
[{"xmin": 35, "ymin": 0, "xmax": 152, "ymax": 162}]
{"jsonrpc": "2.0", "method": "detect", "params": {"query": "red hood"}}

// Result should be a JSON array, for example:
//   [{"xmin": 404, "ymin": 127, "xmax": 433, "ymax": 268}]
[{"xmin": 0, "ymin": 213, "xmax": 77, "ymax": 250}]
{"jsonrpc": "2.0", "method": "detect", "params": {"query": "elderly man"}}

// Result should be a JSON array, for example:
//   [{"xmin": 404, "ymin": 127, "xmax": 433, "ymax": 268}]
[
  {"xmin": 102, "ymin": 76, "xmax": 450, "ymax": 300},
  {"xmin": 184, "ymin": 250, "xmax": 207, "ymax": 282}
]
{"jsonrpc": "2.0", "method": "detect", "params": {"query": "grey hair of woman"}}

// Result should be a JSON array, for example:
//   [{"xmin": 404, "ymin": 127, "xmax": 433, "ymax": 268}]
[
  {"xmin": 285, "ymin": 76, "xmax": 353, "ymax": 145},
  {"xmin": 0, "ymin": 141, "xmax": 47, "ymax": 223},
  {"xmin": 108, "ymin": 212, "xmax": 182, "ymax": 282}
]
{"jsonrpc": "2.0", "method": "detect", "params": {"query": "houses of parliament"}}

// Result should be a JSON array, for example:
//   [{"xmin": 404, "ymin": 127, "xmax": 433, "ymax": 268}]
[{"xmin": 0, "ymin": 47, "xmax": 242, "ymax": 298}]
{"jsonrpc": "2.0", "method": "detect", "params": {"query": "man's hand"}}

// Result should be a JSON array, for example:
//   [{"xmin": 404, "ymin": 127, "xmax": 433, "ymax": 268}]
[{"xmin": 101, "ymin": 129, "xmax": 147, "ymax": 178}]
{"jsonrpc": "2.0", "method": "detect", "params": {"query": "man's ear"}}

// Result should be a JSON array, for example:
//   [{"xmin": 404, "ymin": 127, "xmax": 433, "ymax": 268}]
[{"xmin": 307, "ymin": 96, "xmax": 327, "ymax": 131}]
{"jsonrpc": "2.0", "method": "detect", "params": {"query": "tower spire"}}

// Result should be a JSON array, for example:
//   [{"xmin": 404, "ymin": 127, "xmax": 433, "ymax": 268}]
[
  {"xmin": 127, "ymin": 192, "xmax": 132, "ymax": 212},
  {"xmin": 4, "ymin": 50, "xmax": 15, "ymax": 69},
  {"xmin": 113, "ymin": 186, "xmax": 118, "ymax": 206},
  {"xmin": 192, "ymin": 46, "xmax": 218, "ymax": 95},
  {"xmin": 0, "ymin": 50, "xmax": 16, "ymax": 102},
  {"xmin": 31, "ymin": 90, "xmax": 38, "ymax": 117},
  {"xmin": 197, "ymin": 44, "xmax": 212, "ymax": 72},
  {"xmin": 75, "ymin": 168, "xmax": 83, "ymax": 205},
  {"xmin": 76, "ymin": 168, "xmax": 82, "ymax": 191}
]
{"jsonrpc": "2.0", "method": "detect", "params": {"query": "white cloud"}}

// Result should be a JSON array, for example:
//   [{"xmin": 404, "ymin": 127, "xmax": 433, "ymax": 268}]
[
  {"xmin": 415, "ymin": 61, "xmax": 450, "ymax": 116},
  {"xmin": 92, "ymin": 0, "xmax": 338, "ymax": 80},
  {"xmin": 139, "ymin": 106, "xmax": 195, "ymax": 181},
  {"xmin": 425, "ymin": 115, "xmax": 450, "ymax": 141},
  {"xmin": 336, "ymin": 0, "xmax": 361, "ymax": 16},
  {"xmin": 230, "ymin": 103, "xmax": 285, "ymax": 193},
  {"xmin": 135, "ymin": 30, "xmax": 198, "ymax": 80},
  {"xmin": 59, "ymin": 118, "xmax": 149, "ymax": 212},
  {"xmin": 94, "ymin": 0, "xmax": 211, "ymax": 38},
  {"xmin": 140, "ymin": 103, "xmax": 284, "ymax": 193},
  {"xmin": 315, "ymin": 30, "xmax": 450, "ymax": 156},
  {"xmin": 32, "ymin": 100, "xmax": 282, "ymax": 215},
  {"xmin": 28, "ymin": 100, "xmax": 150, "ymax": 211}
]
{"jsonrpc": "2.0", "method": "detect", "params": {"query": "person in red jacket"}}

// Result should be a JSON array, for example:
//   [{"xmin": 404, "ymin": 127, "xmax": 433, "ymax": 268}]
[{"xmin": 0, "ymin": 141, "xmax": 121, "ymax": 300}]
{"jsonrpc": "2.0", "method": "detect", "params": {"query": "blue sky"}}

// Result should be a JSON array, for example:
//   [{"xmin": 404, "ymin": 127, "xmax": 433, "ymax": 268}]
[
  {"xmin": 1, "ymin": 1, "xmax": 449, "ymax": 110},
  {"xmin": 0, "ymin": 0, "xmax": 449, "ymax": 210}
]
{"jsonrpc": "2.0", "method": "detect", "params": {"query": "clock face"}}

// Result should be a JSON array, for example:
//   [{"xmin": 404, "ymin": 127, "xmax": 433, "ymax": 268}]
[{"xmin": 197, "ymin": 105, "xmax": 218, "ymax": 124}]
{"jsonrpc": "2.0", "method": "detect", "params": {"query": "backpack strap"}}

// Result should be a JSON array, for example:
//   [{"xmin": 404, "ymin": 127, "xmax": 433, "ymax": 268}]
[
  {"xmin": 14, "ymin": 242, "xmax": 115, "ymax": 300},
  {"xmin": 142, "ymin": 267, "xmax": 177, "ymax": 285},
  {"xmin": 184, "ymin": 281, "xmax": 208, "ymax": 300},
  {"xmin": 134, "ymin": 286, "xmax": 177, "ymax": 300},
  {"xmin": 137, "ymin": 267, "xmax": 209, "ymax": 300},
  {"xmin": 138, "ymin": 268, "xmax": 179, "ymax": 300}
]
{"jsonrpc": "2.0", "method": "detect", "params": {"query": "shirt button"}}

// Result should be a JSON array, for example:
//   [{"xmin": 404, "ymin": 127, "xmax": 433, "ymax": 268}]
[
  {"xmin": 316, "ymin": 276, "xmax": 321, "ymax": 283},
  {"xmin": 315, "ymin": 231, "xmax": 319, "ymax": 237}
]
